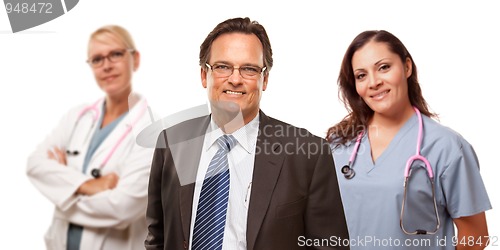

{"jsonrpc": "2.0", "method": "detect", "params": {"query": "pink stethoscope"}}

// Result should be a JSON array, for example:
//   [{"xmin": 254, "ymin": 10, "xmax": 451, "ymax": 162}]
[
  {"xmin": 341, "ymin": 107, "xmax": 440, "ymax": 235},
  {"xmin": 66, "ymin": 98, "xmax": 150, "ymax": 178}
]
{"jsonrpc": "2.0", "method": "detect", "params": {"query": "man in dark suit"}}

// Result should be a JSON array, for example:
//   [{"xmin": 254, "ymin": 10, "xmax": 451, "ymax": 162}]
[{"xmin": 145, "ymin": 17, "xmax": 349, "ymax": 250}]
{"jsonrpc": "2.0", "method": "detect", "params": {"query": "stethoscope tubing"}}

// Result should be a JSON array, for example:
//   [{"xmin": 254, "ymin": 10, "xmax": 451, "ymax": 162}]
[
  {"xmin": 66, "ymin": 98, "xmax": 148, "ymax": 178},
  {"xmin": 342, "ymin": 106, "xmax": 440, "ymax": 235},
  {"xmin": 404, "ymin": 106, "xmax": 434, "ymax": 179}
]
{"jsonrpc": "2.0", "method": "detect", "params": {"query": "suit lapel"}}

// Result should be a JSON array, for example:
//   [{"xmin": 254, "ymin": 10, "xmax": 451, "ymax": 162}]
[
  {"xmin": 246, "ymin": 111, "xmax": 285, "ymax": 249},
  {"xmin": 180, "ymin": 183, "xmax": 195, "ymax": 243},
  {"xmin": 176, "ymin": 115, "xmax": 211, "ymax": 242}
]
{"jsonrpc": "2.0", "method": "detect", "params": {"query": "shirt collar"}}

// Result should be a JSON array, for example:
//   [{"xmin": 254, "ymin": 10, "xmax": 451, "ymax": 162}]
[{"xmin": 205, "ymin": 113, "xmax": 260, "ymax": 153}]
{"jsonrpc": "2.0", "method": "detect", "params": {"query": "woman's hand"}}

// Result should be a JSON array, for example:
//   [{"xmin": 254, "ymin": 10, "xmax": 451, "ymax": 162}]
[
  {"xmin": 47, "ymin": 146, "xmax": 67, "ymax": 165},
  {"xmin": 76, "ymin": 173, "xmax": 119, "ymax": 196}
]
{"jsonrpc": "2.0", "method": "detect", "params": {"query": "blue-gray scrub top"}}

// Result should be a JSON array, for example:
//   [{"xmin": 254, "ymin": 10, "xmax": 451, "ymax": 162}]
[{"xmin": 331, "ymin": 114, "xmax": 491, "ymax": 250}]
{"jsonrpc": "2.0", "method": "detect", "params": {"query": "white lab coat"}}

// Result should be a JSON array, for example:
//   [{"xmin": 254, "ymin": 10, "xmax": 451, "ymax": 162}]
[{"xmin": 27, "ymin": 96, "xmax": 154, "ymax": 250}]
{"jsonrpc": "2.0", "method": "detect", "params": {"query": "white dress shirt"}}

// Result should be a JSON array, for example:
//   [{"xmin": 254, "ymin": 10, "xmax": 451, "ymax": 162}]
[{"xmin": 189, "ymin": 114, "xmax": 259, "ymax": 250}]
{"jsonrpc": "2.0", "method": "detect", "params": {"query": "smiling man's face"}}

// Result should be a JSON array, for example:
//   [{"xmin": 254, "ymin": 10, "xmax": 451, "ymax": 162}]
[{"xmin": 201, "ymin": 32, "xmax": 268, "ymax": 125}]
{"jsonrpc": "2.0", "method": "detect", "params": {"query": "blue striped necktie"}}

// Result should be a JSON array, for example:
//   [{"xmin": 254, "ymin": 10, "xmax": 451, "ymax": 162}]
[{"xmin": 192, "ymin": 135, "xmax": 237, "ymax": 250}]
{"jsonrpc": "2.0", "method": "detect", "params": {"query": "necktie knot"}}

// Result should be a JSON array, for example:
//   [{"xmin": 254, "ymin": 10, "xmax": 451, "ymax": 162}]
[{"xmin": 217, "ymin": 134, "xmax": 237, "ymax": 153}]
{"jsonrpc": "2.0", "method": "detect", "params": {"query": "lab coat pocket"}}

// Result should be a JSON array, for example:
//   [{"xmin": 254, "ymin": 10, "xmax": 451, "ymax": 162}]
[{"xmin": 276, "ymin": 197, "xmax": 306, "ymax": 219}]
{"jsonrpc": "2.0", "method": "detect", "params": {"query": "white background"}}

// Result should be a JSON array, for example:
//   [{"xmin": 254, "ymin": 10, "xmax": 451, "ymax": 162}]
[{"xmin": 1, "ymin": 0, "xmax": 498, "ymax": 248}]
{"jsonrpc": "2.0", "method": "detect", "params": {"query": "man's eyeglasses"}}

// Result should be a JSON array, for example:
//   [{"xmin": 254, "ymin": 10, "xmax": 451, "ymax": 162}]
[
  {"xmin": 205, "ymin": 63, "xmax": 266, "ymax": 79},
  {"xmin": 87, "ymin": 49, "xmax": 135, "ymax": 68}
]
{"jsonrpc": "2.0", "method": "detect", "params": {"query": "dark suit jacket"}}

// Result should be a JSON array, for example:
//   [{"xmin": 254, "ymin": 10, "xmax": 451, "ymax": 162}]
[{"xmin": 145, "ymin": 111, "xmax": 349, "ymax": 249}]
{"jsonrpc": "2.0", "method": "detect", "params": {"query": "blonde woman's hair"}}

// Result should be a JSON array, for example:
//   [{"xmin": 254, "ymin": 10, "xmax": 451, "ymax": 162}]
[{"xmin": 88, "ymin": 25, "xmax": 136, "ymax": 53}]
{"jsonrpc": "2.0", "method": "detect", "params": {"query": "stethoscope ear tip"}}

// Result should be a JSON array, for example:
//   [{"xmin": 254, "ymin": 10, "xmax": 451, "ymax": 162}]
[{"xmin": 66, "ymin": 150, "xmax": 79, "ymax": 156}]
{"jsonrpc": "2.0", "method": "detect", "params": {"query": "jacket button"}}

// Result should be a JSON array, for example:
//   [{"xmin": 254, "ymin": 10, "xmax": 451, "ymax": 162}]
[{"xmin": 183, "ymin": 241, "xmax": 188, "ymax": 249}]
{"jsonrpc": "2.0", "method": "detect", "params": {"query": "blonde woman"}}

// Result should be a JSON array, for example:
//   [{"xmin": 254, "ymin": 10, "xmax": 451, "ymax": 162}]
[{"xmin": 27, "ymin": 25, "xmax": 154, "ymax": 250}]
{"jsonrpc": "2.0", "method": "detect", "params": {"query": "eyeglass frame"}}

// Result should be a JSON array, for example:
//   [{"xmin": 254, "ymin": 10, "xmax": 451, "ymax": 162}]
[
  {"xmin": 86, "ymin": 48, "xmax": 135, "ymax": 68},
  {"xmin": 205, "ymin": 63, "xmax": 267, "ymax": 79}
]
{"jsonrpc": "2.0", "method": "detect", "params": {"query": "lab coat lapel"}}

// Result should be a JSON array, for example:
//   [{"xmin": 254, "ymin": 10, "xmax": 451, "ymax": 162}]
[
  {"xmin": 246, "ymin": 111, "xmax": 285, "ymax": 249},
  {"xmin": 65, "ymin": 104, "xmax": 99, "ymax": 171},
  {"xmin": 87, "ymin": 98, "xmax": 142, "ymax": 174}
]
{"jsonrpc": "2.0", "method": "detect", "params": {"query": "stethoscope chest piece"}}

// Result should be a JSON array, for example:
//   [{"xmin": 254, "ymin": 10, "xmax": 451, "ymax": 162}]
[
  {"xmin": 91, "ymin": 168, "xmax": 101, "ymax": 178},
  {"xmin": 341, "ymin": 165, "xmax": 355, "ymax": 179}
]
